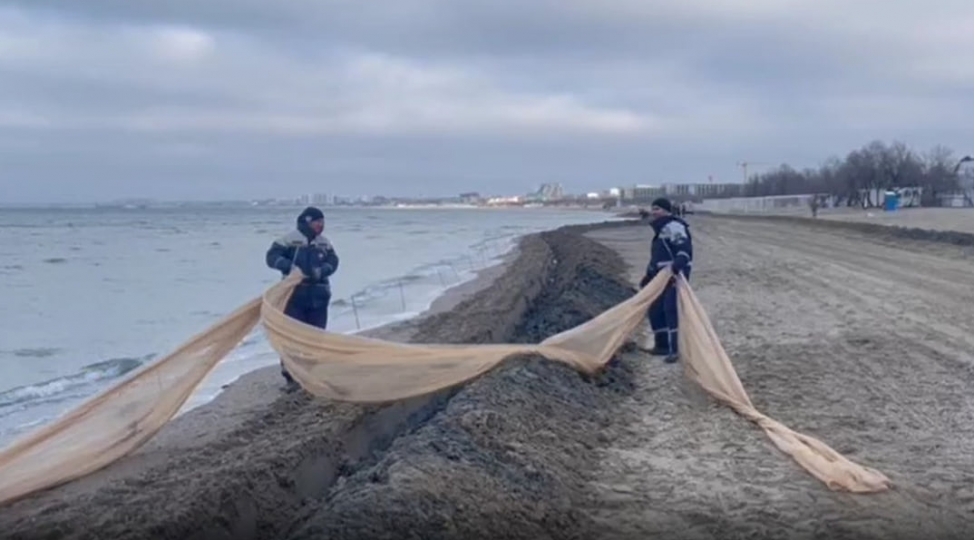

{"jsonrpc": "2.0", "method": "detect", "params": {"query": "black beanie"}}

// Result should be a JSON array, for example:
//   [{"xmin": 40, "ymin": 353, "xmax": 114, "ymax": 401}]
[
  {"xmin": 297, "ymin": 206, "xmax": 325, "ymax": 224},
  {"xmin": 651, "ymin": 198, "xmax": 673, "ymax": 213}
]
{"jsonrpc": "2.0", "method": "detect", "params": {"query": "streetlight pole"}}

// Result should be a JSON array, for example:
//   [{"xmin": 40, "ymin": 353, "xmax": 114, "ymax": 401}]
[
  {"xmin": 954, "ymin": 156, "xmax": 974, "ymax": 207},
  {"xmin": 737, "ymin": 161, "xmax": 770, "ymax": 183}
]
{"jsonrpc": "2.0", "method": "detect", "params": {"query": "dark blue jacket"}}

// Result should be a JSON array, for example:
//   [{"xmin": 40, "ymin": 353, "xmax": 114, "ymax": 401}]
[
  {"xmin": 266, "ymin": 219, "xmax": 339, "ymax": 303},
  {"xmin": 646, "ymin": 215, "xmax": 693, "ymax": 279}
]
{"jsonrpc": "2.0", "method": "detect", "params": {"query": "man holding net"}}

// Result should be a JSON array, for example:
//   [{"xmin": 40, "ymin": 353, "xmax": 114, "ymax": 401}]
[
  {"xmin": 265, "ymin": 206, "xmax": 340, "ymax": 391},
  {"xmin": 638, "ymin": 197, "xmax": 693, "ymax": 364}
]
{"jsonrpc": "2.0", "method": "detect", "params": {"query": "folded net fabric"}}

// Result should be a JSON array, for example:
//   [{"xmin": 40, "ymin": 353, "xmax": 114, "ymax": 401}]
[{"xmin": 0, "ymin": 271, "xmax": 891, "ymax": 506}]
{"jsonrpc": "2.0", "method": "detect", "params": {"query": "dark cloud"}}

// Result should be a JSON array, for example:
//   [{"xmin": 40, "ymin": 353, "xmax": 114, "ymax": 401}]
[{"xmin": 0, "ymin": 1, "xmax": 971, "ymax": 203}]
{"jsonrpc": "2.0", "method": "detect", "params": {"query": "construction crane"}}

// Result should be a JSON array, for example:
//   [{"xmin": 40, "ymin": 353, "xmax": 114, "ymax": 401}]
[{"xmin": 736, "ymin": 161, "xmax": 770, "ymax": 183}]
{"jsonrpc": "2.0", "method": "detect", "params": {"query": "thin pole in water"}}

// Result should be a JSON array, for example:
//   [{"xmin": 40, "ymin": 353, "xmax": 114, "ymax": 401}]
[{"xmin": 350, "ymin": 294, "xmax": 361, "ymax": 329}]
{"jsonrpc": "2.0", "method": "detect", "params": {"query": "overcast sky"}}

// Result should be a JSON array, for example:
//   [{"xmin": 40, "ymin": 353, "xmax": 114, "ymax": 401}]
[{"xmin": 0, "ymin": 1, "xmax": 971, "ymax": 203}]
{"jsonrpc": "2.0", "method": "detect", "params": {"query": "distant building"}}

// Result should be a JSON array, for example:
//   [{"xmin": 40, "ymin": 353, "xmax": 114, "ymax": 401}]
[
  {"xmin": 459, "ymin": 192, "xmax": 482, "ymax": 204},
  {"xmin": 619, "ymin": 182, "xmax": 748, "ymax": 202},
  {"xmin": 486, "ymin": 196, "xmax": 522, "ymax": 206},
  {"xmin": 528, "ymin": 183, "xmax": 564, "ymax": 202},
  {"xmin": 694, "ymin": 182, "xmax": 742, "ymax": 198},
  {"xmin": 621, "ymin": 184, "xmax": 665, "ymax": 202},
  {"xmin": 312, "ymin": 193, "xmax": 333, "ymax": 206}
]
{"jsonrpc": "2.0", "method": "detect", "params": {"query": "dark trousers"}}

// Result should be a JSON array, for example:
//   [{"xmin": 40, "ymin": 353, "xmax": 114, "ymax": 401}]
[
  {"xmin": 284, "ymin": 301, "xmax": 329, "ymax": 329},
  {"xmin": 647, "ymin": 268, "xmax": 691, "ymax": 354},
  {"xmin": 280, "ymin": 287, "xmax": 330, "ymax": 384}
]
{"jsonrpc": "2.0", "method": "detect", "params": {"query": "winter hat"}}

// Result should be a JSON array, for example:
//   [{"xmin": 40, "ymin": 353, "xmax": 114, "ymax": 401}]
[
  {"xmin": 650, "ymin": 198, "xmax": 673, "ymax": 213},
  {"xmin": 297, "ymin": 206, "xmax": 325, "ymax": 224}
]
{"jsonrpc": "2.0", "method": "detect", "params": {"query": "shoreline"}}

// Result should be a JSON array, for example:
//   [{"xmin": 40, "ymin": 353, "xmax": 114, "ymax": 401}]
[
  {"xmin": 169, "ymin": 242, "xmax": 521, "ymax": 418},
  {"xmin": 176, "ymin": 217, "xmax": 608, "ymax": 415},
  {"xmin": 353, "ymin": 245, "xmax": 521, "ymax": 343},
  {"xmin": 0, "ymin": 218, "xmax": 642, "ymax": 539},
  {"xmin": 139, "ymin": 244, "xmax": 523, "ymax": 461}
]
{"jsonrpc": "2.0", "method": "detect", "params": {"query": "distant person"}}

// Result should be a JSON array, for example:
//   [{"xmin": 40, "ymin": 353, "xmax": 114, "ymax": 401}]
[
  {"xmin": 265, "ymin": 206, "xmax": 340, "ymax": 391},
  {"xmin": 638, "ymin": 197, "xmax": 693, "ymax": 364}
]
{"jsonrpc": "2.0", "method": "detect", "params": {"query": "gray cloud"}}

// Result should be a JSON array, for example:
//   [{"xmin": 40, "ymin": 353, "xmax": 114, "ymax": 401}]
[{"xmin": 0, "ymin": 1, "xmax": 971, "ymax": 203}]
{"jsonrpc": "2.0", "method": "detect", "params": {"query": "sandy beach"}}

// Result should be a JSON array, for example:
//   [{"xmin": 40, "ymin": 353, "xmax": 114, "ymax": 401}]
[
  {"xmin": 0, "ymin": 215, "xmax": 971, "ymax": 540},
  {"xmin": 584, "ymin": 217, "xmax": 972, "ymax": 539},
  {"xmin": 816, "ymin": 206, "xmax": 974, "ymax": 234},
  {"xmin": 701, "ymin": 205, "xmax": 974, "ymax": 235}
]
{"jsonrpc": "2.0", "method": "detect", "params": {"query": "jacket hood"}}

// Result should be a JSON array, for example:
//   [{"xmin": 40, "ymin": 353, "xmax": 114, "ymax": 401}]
[{"xmin": 296, "ymin": 206, "xmax": 325, "ymax": 240}]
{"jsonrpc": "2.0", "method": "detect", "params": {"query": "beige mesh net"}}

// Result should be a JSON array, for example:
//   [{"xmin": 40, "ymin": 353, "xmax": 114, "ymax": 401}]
[{"xmin": 0, "ymin": 270, "xmax": 891, "ymax": 507}]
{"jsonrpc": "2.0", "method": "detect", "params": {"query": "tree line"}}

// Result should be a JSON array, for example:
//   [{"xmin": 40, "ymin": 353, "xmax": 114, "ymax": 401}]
[{"xmin": 715, "ymin": 141, "xmax": 973, "ymax": 207}]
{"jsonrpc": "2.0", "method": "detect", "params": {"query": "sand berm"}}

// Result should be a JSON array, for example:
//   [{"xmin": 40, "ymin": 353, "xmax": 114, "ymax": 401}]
[{"xmin": 0, "ymin": 220, "xmax": 644, "ymax": 540}]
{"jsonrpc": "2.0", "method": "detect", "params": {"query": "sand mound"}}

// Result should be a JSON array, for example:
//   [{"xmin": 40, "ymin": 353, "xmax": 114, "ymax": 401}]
[{"xmin": 286, "ymin": 228, "xmax": 638, "ymax": 539}]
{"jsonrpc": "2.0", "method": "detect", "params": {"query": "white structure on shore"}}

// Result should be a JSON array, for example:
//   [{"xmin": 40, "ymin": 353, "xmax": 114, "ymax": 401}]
[{"xmin": 697, "ymin": 194, "xmax": 815, "ymax": 214}]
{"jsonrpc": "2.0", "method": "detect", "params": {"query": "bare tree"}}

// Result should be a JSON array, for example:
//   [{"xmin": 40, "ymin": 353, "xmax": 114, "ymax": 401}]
[
  {"xmin": 726, "ymin": 140, "xmax": 966, "ymax": 208},
  {"xmin": 920, "ymin": 146, "xmax": 960, "ymax": 206}
]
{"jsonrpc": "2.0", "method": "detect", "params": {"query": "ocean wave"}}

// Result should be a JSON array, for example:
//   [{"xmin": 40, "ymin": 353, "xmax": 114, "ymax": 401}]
[
  {"xmin": 0, "ymin": 354, "xmax": 153, "ymax": 412},
  {"xmin": 10, "ymin": 347, "xmax": 62, "ymax": 358},
  {"xmin": 343, "ymin": 266, "xmax": 461, "ymax": 308}
]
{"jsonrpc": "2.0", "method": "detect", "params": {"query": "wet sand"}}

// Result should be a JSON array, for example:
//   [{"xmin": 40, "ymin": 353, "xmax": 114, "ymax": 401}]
[{"xmin": 1, "ymin": 216, "xmax": 971, "ymax": 540}]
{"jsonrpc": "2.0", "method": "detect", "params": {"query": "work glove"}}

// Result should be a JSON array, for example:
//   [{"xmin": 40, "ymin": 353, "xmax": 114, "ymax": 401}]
[
  {"xmin": 671, "ymin": 264, "xmax": 691, "ymax": 287},
  {"xmin": 670, "ymin": 257, "xmax": 688, "ymax": 277},
  {"xmin": 272, "ymin": 257, "xmax": 293, "ymax": 275}
]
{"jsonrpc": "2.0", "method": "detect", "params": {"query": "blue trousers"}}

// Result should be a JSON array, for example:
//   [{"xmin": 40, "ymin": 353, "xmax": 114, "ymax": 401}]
[
  {"xmin": 284, "ymin": 299, "xmax": 329, "ymax": 329},
  {"xmin": 281, "ymin": 285, "xmax": 330, "ymax": 384},
  {"xmin": 647, "ymin": 268, "xmax": 691, "ymax": 354},
  {"xmin": 284, "ymin": 283, "xmax": 331, "ymax": 329}
]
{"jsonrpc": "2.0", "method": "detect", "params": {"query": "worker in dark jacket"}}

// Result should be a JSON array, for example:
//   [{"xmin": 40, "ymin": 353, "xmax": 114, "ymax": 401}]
[
  {"xmin": 266, "ymin": 206, "xmax": 339, "ymax": 390},
  {"xmin": 638, "ymin": 197, "xmax": 693, "ymax": 363}
]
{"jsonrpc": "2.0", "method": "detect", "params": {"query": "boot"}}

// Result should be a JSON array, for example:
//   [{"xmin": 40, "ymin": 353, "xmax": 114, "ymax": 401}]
[
  {"xmin": 281, "ymin": 364, "xmax": 300, "ymax": 393},
  {"xmin": 662, "ymin": 330, "xmax": 679, "ymax": 364},
  {"xmin": 639, "ymin": 332, "xmax": 670, "ymax": 356}
]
